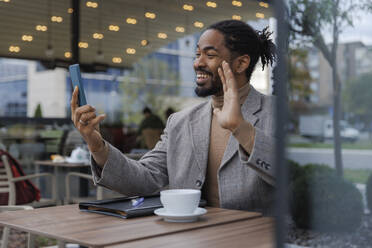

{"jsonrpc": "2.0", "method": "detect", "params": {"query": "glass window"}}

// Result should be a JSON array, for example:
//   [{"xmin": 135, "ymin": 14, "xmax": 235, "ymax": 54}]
[{"xmin": 286, "ymin": 1, "xmax": 372, "ymax": 247}]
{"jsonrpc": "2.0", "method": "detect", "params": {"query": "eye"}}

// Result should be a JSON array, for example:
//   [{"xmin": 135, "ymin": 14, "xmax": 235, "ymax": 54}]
[
  {"xmin": 195, "ymin": 53, "xmax": 201, "ymax": 58},
  {"xmin": 207, "ymin": 54, "xmax": 217, "ymax": 58}
]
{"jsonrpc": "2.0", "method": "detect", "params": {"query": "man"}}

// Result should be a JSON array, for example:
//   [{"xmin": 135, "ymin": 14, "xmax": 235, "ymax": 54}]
[
  {"xmin": 164, "ymin": 107, "xmax": 175, "ymax": 120},
  {"xmin": 138, "ymin": 107, "xmax": 165, "ymax": 135},
  {"xmin": 71, "ymin": 20, "xmax": 276, "ymax": 214}
]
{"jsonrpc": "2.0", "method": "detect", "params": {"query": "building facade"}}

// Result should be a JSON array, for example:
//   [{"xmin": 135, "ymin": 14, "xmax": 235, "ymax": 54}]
[{"xmin": 306, "ymin": 42, "xmax": 372, "ymax": 111}]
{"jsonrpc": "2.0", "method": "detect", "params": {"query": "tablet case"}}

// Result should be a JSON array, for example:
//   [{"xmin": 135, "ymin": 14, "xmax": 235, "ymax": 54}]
[{"xmin": 79, "ymin": 195, "xmax": 207, "ymax": 219}]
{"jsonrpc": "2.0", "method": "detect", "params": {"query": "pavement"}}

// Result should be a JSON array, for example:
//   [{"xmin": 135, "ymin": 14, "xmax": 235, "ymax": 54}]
[{"xmin": 287, "ymin": 148, "xmax": 372, "ymax": 169}]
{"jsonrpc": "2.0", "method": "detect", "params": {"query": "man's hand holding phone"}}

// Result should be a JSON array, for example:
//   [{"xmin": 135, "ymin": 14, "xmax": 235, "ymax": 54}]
[{"xmin": 70, "ymin": 86, "xmax": 106, "ymax": 153}]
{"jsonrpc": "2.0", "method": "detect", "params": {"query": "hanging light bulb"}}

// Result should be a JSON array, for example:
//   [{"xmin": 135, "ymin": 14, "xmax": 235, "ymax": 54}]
[
  {"xmin": 96, "ymin": 50, "xmax": 104, "ymax": 61},
  {"xmin": 45, "ymin": 44, "xmax": 54, "ymax": 57}
]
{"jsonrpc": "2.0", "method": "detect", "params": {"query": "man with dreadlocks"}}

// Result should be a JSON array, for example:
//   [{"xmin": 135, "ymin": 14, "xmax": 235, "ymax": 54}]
[{"xmin": 71, "ymin": 20, "xmax": 277, "ymax": 215}]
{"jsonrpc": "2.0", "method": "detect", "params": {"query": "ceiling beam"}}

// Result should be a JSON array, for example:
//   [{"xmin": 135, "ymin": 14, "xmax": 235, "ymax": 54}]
[{"xmin": 71, "ymin": 0, "xmax": 80, "ymax": 64}]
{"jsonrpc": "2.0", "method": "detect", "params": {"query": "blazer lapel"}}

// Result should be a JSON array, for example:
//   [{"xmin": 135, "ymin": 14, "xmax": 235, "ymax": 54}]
[
  {"xmin": 188, "ymin": 101, "xmax": 212, "ymax": 174},
  {"xmin": 219, "ymin": 87, "xmax": 262, "ymax": 170}
]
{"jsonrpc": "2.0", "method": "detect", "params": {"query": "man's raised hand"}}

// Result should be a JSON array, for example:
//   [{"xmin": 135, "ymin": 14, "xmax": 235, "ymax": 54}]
[{"xmin": 213, "ymin": 61, "xmax": 244, "ymax": 132}]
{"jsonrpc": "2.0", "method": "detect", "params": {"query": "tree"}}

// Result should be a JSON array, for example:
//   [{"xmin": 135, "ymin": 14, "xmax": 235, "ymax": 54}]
[
  {"xmin": 288, "ymin": 48, "xmax": 313, "ymax": 128},
  {"xmin": 288, "ymin": 0, "xmax": 372, "ymax": 177},
  {"xmin": 120, "ymin": 57, "xmax": 181, "ymax": 125},
  {"xmin": 34, "ymin": 103, "xmax": 43, "ymax": 118},
  {"xmin": 343, "ymin": 73, "xmax": 372, "ymax": 129}
]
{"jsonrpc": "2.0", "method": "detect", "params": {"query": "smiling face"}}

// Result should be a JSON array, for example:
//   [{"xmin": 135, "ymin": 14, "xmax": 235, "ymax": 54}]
[{"xmin": 193, "ymin": 29, "xmax": 232, "ymax": 97}]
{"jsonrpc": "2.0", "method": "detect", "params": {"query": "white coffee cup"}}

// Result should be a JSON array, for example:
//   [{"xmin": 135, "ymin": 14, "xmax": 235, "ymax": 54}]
[{"xmin": 160, "ymin": 189, "xmax": 201, "ymax": 215}]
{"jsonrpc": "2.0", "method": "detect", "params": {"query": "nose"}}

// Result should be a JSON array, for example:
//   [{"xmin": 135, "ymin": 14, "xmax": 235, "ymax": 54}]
[{"xmin": 194, "ymin": 55, "xmax": 206, "ymax": 69}]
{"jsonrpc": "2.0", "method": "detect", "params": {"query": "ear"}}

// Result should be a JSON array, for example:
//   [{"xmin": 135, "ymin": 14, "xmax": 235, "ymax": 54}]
[{"xmin": 233, "ymin": 55, "xmax": 250, "ymax": 74}]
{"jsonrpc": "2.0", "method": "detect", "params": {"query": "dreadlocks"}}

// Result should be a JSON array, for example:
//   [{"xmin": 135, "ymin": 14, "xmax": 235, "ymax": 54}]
[{"xmin": 207, "ymin": 20, "xmax": 276, "ymax": 81}]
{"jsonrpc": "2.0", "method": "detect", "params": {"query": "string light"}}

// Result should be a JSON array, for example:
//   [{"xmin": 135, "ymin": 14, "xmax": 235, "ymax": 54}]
[
  {"xmin": 126, "ymin": 18, "xmax": 137, "ymax": 24},
  {"xmin": 112, "ymin": 57, "xmax": 122, "ymax": 63},
  {"xmin": 256, "ymin": 12, "xmax": 265, "ymax": 18},
  {"xmin": 183, "ymin": 4, "xmax": 194, "ymax": 11},
  {"xmin": 194, "ymin": 21, "xmax": 204, "ymax": 28},
  {"xmin": 232, "ymin": 1, "xmax": 242, "ymax": 7},
  {"xmin": 108, "ymin": 25, "xmax": 120, "ymax": 31},
  {"xmin": 93, "ymin": 33, "xmax": 104, "ymax": 39},
  {"xmin": 232, "ymin": 15, "xmax": 241, "ymax": 20},
  {"xmin": 157, "ymin": 33, "xmax": 167, "ymax": 39},
  {"xmin": 175, "ymin": 26, "xmax": 185, "ymax": 33},
  {"xmin": 141, "ymin": 39, "xmax": 149, "ymax": 46},
  {"xmin": 9, "ymin": 46, "xmax": 20, "ymax": 53},
  {"xmin": 51, "ymin": 16, "xmax": 63, "ymax": 23},
  {"xmin": 259, "ymin": 2, "xmax": 269, "ymax": 8},
  {"xmin": 86, "ymin": 1, "xmax": 98, "ymax": 8},
  {"xmin": 22, "ymin": 35, "xmax": 33, "ymax": 42},
  {"xmin": 78, "ymin": 42, "xmax": 89, "ymax": 48},
  {"xmin": 144, "ymin": 12, "xmax": 156, "ymax": 19},
  {"xmin": 206, "ymin": 1, "xmax": 217, "ymax": 8},
  {"xmin": 126, "ymin": 48, "xmax": 136, "ymax": 54},
  {"xmin": 36, "ymin": 25, "xmax": 48, "ymax": 31}
]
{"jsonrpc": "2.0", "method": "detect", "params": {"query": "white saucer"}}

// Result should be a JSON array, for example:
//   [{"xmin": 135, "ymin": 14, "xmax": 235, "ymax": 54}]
[{"xmin": 154, "ymin": 207, "xmax": 207, "ymax": 223}]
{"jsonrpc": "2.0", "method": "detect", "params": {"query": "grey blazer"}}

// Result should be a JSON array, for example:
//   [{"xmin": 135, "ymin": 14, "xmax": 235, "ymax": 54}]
[{"xmin": 91, "ymin": 87, "xmax": 276, "ymax": 214}]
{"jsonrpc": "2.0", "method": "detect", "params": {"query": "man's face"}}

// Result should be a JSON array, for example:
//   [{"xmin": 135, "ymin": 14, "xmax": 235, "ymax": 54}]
[{"xmin": 193, "ymin": 29, "xmax": 232, "ymax": 97}]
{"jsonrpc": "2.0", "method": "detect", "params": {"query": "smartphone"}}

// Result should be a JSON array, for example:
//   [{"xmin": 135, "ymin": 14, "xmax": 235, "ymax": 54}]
[{"xmin": 69, "ymin": 64, "xmax": 87, "ymax": 106}]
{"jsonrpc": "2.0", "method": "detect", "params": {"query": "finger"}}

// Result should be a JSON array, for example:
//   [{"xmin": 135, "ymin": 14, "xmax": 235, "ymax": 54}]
[
  {"xmin": 74, "ymin": 105, "xmax": 96, "ymax": 127},
  {"xmin": 88, "ymin": 114, "xmax": 106, "ymax": 127},
  {"xmin": 218, "ymin": 67, "xmax": 227, "ymax": 93},
  {"xmin": 75, "ymin": 105, "xmax": 96, "ymax": 118},
  {"xmin": 222, "ymin": 61, "xmax": 238, "ymax": 91},
  {"xmin": 70, "ymin": 86, "xmax": 79, "ymax": 121},
  {"xmin": 213, "ymin": 108, "xmax": 220, "ymax": 116},
  {"xmin": 80, "ymin": 112, "xmax": 97, "ymax": 123}
]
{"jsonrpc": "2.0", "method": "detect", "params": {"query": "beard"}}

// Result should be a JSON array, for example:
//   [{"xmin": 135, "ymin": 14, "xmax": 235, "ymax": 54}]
[{"xmin": 194, "ymin": 74, "xmax": 223, "ymax": 97}]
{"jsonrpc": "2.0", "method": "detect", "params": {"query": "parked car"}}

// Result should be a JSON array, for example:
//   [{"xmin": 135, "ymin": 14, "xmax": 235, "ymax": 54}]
[{"xmin": 299, "ymin": 115, "xmax": 360, "ymax": 142}]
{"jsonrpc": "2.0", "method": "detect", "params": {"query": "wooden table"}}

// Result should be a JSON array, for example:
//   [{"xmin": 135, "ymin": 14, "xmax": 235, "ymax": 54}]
[
  {"xmin": 0, "ymin": 204, "xmax": 274, "ymax": 248},
  {"xmin": 34, "ymin": 160, "xmax": 90, "ymax": 204},
  {"xmin": 107, "ymin": 217, "xmax": 274, "ymax": 248}
]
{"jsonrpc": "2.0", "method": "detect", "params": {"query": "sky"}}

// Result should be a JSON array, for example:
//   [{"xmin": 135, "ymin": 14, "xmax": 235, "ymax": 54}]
[
  {"xmin": 249, "ymin": 12, "xmax": 372, "ymax": 47},
  {"xmin": 327, "ymin": 11, "xmax": 372, "ymax": 46}
]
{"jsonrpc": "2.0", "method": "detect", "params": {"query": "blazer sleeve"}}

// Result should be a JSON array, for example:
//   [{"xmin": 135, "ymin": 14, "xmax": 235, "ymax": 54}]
[
  {"xmin": 236, "ymin": 126, "xmax": 276, "ymax": 186},
  {"xmin": 233, "ymin": 102, "xmax": 276, "ymax": 186},
  {"xmin": 90, "ymin": 116, "xmax": 173, "ymax": 196}
]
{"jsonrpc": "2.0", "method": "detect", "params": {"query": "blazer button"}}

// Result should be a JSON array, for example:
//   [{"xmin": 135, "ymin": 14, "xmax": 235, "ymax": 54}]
[{"xmin": 196, "ymin": 180, "xmax": 202, "ymax": 187}]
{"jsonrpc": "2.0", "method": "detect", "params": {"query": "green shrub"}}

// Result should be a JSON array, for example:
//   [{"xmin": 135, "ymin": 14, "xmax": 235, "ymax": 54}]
[
  {"xmin": 367, "ymin": 173, "xmax": 372, "ymax": 212},
  {"xmin": 290, "ymin": 164, "xmax": 363, "ymax": 233},
  {"xmin": 288, "ymin": 160, "xmax": 302, "ymax": 182},
  {"xmin": 301, "ymin": 163, "xmax": 336, "ymax": 176}
]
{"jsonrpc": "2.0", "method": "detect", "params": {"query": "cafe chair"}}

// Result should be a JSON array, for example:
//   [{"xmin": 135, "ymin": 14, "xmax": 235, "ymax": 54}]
[
  {"xmin": 0, "ymin": 205, "xmax": 35, "ymax": 248},
  {"xmin": 142, "ymin": 128, "xmax": 162, "ymax": 150},
  {"xmin": 65, "ymin": 172, "xmax": 103, "ymax": 204},
  {"xmin": 1, "ymin": 155, "xmax": 57, "ymax": 208},
  {"xmin": 18, "ymin": 143, "xmax": 45, "ymax": 174}
]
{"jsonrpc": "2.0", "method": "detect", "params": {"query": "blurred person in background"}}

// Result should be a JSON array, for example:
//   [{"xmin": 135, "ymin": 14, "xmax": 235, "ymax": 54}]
[
  {"xmin": 137, "ymin": 107, "xmax": 165, "ymax": 149},
  {"xmin": 164, "ymin": 107, "xmax": 175, "ymax": 120}
]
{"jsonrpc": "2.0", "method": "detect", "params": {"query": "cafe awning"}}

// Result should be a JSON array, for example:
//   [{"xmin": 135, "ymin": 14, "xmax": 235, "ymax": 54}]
[{"xmin": 0, "ymin": 0, "xmax": 273, "ymax": 71}]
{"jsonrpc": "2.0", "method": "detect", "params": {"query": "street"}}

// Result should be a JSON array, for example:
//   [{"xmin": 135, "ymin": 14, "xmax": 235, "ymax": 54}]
[{"xmin": 287, "ymin": 148, "xmax": 372, "ymax": 169}]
